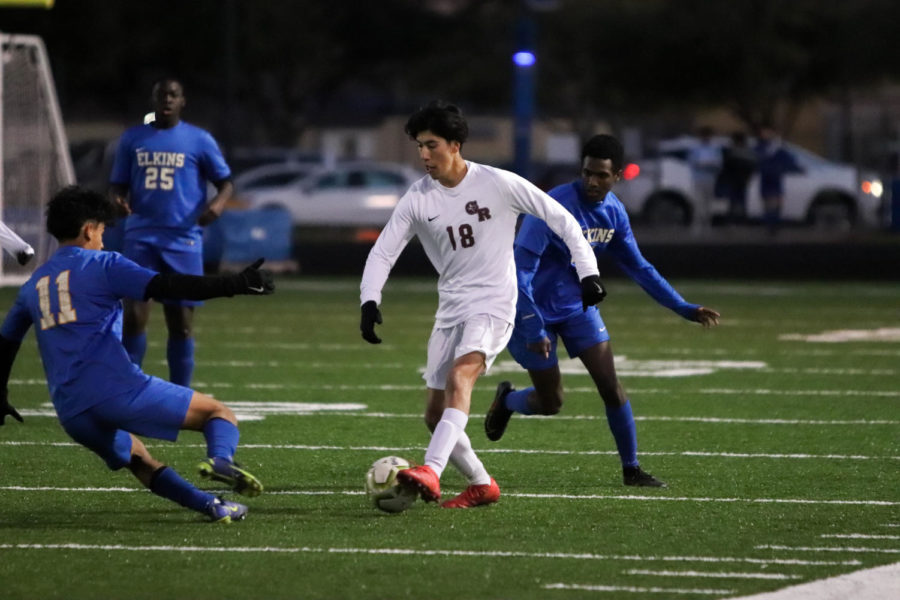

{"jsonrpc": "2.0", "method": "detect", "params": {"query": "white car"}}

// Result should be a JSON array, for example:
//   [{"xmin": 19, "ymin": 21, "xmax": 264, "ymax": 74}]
[
  {"xmin": 241, "ymin": 161, "xmax": 421, "ymax": 227},
  {"xmin": 616, "ymin": 136, "xmax": 884, "ymax": 230},
  {"xmin": 232, "ymin": 162, "xmax": 317, "ymax": 196}
]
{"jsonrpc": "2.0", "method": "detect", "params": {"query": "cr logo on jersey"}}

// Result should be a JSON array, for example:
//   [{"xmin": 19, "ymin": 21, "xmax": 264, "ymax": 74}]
[
  {"xmin": 584, "ymin": 227, "xmax": 614, "ymax": 244},
  {"xmin": 465, "ymin": 201, "xmax": 491, "ymax": 221}
]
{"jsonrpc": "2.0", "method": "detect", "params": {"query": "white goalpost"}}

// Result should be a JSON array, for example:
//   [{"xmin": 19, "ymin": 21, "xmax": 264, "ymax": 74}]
[{"xmin": 0, "ymin": 32, "xmax": 74, "ymax": 285}]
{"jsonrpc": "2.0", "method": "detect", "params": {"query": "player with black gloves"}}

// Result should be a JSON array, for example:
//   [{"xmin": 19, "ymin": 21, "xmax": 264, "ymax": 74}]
[
  {"xmin": 0, "ymin": 185, "xmax": 273, "ymax": 523},
  {"xmin": 358, "ymin": 101, "xmax": 601, "ymax": 510},
  {"xmin": 485, "ymin": 134, "xmax": 720, "ymax": 488}
]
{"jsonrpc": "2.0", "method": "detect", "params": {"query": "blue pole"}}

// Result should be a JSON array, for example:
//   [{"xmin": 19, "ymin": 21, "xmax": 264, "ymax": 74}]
[
  {"xmin": 513, "ymin": 14, "xmax": 536, "ymax": 180},
  {"xmin": 513, "ymin": 54, "xmax": 535, "ymax": 180}
]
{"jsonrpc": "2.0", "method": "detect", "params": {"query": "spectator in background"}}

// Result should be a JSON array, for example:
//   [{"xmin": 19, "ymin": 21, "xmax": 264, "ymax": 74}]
[
  {"xmin": 717, "ymin": 131, "xmax": 757, "ymax": 225},
  {"xmin": 755, "ymin": 124, "xmax": 803, "ymax": 235},
  {"xmin": 687, "ymin": 126, "xmax": 721, "ymax": 235}
]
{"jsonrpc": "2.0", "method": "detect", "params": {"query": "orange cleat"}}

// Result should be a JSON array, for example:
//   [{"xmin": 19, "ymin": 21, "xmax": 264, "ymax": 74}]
[
  {"xmin": 396, "ymin": 464, "xmax": 441, "ymax": 502},
  {"xmin": 440, "ymin": 478, "xmax": 500, "ymax": 509}
]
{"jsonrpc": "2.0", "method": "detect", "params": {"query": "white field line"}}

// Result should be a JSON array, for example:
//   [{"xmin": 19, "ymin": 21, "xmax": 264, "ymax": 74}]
[
  {"xmin": 624, "ymin": 569, "xmax": 801, "ymax": 580},
  {"xmin": 700, "ymin": 388, "xmax": 900, "ymax": 398},
  {"xmin": 821, "ymin": 534, "xmax": 900, "ymax": 540},
  {"xmin": 542, "ymin": 582, "xmax": 732, "ymax": 595},
  {"xmin": 11, "ymin": 400, "xmax": 900, "ymax": 428},
  {"xmin": 10, "ymin": 377, "xmax": 900, "ymax": 400},
  {"xmin": 2, "ymin": 485, "xmax": 896, "ymax": 507},
  {"xmin": 0, "ymin": 542, "xmax": 860, "ymax": 566},
  {"xmin": 757, "ymin": 545, "xmax": 900, "ymax": 555},
  {"xmin": 3, "ymin": 440, "xmax": 897, "ymax": 462}
]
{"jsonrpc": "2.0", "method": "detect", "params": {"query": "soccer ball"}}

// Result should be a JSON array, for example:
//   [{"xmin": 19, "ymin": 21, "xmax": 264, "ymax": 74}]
[{"xmin": 365, "ymin": 456, "xmax": 417, "ymax": 513}]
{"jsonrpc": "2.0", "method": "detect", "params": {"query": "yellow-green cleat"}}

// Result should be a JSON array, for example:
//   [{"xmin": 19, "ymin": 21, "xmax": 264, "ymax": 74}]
[{"xmin": 198, "ymin": 457, "xmax": 263, "ymax": 497}]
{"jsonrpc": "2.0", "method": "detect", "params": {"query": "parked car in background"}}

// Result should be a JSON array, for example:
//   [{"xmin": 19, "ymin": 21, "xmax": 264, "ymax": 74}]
[
  {"xmin": 232, "ymin": 161, "xmax": 318, "ymax": 196},
  {"xmin": 616, "ymin": 136, "xmax": 885, "ymax": 230},
  {"xmin": 240, "ymin": 161, "xmax": 421, "ymax": 227}
]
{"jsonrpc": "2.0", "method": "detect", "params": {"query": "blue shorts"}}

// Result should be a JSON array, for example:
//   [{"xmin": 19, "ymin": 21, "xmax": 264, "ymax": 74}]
[
  {"xmin": 507, "ymin": 307, "xmax": 610, "ymax": 371},
  {"xmin": 60, "ymin": 377, "xmax": 193, "ymax": 470},
  {"xmin": 123, "ymin": 236, "xmax": 204, "ymax": 307}
]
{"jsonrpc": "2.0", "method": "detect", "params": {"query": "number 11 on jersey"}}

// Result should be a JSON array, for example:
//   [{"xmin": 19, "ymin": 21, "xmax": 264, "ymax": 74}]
[{"xmin": 36, "ymin": 270, "xmax": 77, "ymax": 330}]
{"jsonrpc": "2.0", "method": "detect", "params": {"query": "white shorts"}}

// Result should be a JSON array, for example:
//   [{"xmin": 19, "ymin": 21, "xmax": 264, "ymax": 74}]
[{"xmin": 423, "ymin": 314, "xmax": 513, "ymax": 390}]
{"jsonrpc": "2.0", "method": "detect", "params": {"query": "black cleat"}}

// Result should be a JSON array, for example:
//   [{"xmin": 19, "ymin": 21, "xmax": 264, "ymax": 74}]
[
  {"xmin": 484, "ymin": 381, "xmax": 514, "ymax": 441},
  {"xmin": 623, "ymin": 466, "xmax": 667, "ymax": 488}
]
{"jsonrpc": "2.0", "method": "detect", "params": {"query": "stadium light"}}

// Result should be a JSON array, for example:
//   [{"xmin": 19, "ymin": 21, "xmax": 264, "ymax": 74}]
[{"xmin": 513, "ymin": 51, "xmax": 536, "ymax": 67}]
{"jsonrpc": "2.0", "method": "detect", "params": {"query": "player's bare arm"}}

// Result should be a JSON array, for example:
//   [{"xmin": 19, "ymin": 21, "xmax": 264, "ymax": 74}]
[
  {"xmin": 109, "ymin": 183, "xmax": 131, "ymax": 217},
  {"xmin": 526, "ymin": 337, "xmax": 551, "ymax": 359},
  {"xmin": 198, "ymin": 179, "xmax": 234, "ymax": 226}
]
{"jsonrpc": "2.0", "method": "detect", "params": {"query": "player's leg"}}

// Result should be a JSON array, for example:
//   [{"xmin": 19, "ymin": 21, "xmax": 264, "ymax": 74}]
[
  {"xmin": 122, "ymin": 298, "xmax": 151, "ymax": 366},
  {"xmin": 421, "ymin": 386, "xmax": 496, "ymax": 508},
  {"xmin": 183, "ymin": 390, "xmax": 263, "ymax": 497},
  {"xmin": 485, "ymin": 325, "xmax": 563, "ymax": 441},
  {"xmin": 163, "ymin": 304, "xmax": 195, "ymax": 386},
  {"xmin": 427, "ymin": 359, "xmax": 502, "ymax": 508},
  {"xmin": 398, "ymin": 353, "xmax": 482, "ymax": 502},
  {"xmin": 578, "ymin": 341, "xmax": 665, "ymax": 488},
  {"xmin": 121, "ymin": 238, "xmax": 161, "ymax": 367},
  {"xmin": 160, "ymin": 242, "xmax": 203, "ymax": 387},
  {"xmin": 60, "ymin": 408, "xmax": 243, "ymax": 522},
  {"xmin": 400, "ymin": 316, "xmax": 509, "ymax": 505},
  {"xmin": 127, "ymin": 433, "xmax": 245, "ymax": 522}
]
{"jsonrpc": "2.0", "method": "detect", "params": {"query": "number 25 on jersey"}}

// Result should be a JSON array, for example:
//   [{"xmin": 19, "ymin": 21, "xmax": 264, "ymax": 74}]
[{"xmin": 144, "ymin": 166, "xmax": 174, "ymax": 190}]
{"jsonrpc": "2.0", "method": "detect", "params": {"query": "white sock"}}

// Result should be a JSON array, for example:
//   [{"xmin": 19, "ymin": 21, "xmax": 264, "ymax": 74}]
[
  {"xmin": 448, "ymin": 430, "xmax": 491, "ymax": 485},
  {"xmin": 424, "ymin": 407, "xmax": 468, "ymax": 478}
]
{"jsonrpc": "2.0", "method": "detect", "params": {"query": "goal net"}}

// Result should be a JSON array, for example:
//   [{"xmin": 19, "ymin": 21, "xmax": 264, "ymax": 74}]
[{"xmin": 0, "ymin": 33, "xmax": 74, "ymax": 285}]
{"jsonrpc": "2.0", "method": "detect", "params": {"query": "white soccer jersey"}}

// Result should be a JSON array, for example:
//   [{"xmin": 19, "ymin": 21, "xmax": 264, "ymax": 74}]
[{"xmin": 360, "ymin": 161, "xmax": 599, "ymax": 327}]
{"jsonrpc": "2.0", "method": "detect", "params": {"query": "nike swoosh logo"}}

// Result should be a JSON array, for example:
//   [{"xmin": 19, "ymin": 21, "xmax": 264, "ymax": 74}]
[
  {"xmin": 427, "ymin": 215, "xmax": 439, "ymax": 222},
  {"xmin": 248, "ymin": 286, "xmax": 265, "ymax": 293},
  {"xmin": 598, "ymin": 327, "xmax": 607, "ymax": 332}
]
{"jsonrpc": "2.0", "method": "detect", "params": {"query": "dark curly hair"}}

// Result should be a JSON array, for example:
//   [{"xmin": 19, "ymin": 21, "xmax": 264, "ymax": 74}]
[{"xmin": 46, "ymin": 185, "xmax": 117, "ymax": 241}]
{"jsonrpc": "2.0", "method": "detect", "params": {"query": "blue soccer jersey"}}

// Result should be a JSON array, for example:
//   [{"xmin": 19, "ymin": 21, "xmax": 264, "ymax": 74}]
[
  {"xmin": 109, "ymin": 121, "xmax": 231, "ymax": 245},
  {"xmin": 0, "ymin": 247, "xmax": 158, "ymax": 422},
  {"xmin": 514, "ymin": 180, "xmax": 698, "ymax": 343}
]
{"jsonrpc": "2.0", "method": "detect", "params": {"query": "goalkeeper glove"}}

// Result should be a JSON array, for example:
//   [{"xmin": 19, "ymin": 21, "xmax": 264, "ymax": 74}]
[
  {"xmin": 360, "ymin": 301, "xmax": 383, "ymax": 344},
  {"xmin": 580, "ymin": 275, "xmax": 607, "ymax": 311}
]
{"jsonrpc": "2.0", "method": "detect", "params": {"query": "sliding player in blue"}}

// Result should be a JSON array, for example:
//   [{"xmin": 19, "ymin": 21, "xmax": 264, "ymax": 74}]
[
  {"xmin": 485, "ymin": 135, "xmax": 720, "ymax": 487},
  {"xmin": 0, "ymin": 186, "xmax": 273, "ymax": 522}
]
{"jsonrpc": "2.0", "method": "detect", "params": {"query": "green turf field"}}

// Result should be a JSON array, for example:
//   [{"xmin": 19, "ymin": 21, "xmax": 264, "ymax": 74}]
[{"xmin": 0, "ymin": 276, "xmax": 897, "ymax": 599}]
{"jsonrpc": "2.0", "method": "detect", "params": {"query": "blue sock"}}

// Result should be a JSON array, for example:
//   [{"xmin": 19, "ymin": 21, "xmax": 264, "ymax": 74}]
[
  {"xmin": 149, "ymin": 466, "xmax": 214, "ymax": 513},
  {"xmin": 167, "ymin": 337, "xmax": 195, "ymax": 387},
  {"xmin": 505, "ymin": 387, "xmax": 535, "ymax": 415},
  {"xmin": 606, "ymin": 401, "xmax": 639, "ymax": 468},
  {"xmin": 204, "ymin": 417, "xmax": 239, "ymax": 461},
  {"xmin": 123, "ymin": 333, "xmax": 147, "ymax": 367}
]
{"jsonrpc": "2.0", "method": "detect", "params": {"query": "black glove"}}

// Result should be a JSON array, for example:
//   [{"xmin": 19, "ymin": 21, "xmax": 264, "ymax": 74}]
[
  {"xmin": 16, "ymin": 248, "xmax": 34, "ymax": 266},
  {"xmin": 0, "ymin": 389, "xmax": 22, "ymax": 426},
  {"xmin": 229, "ymin": 258, "xmax": 275, "ymax": 295},
  {"xmin": 360, "ymin": 300, "xmax": 383, "ymax": 344},
  {"xmin": 580, "ymin": 275, "xmax": 607, "ymax": 311}
]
